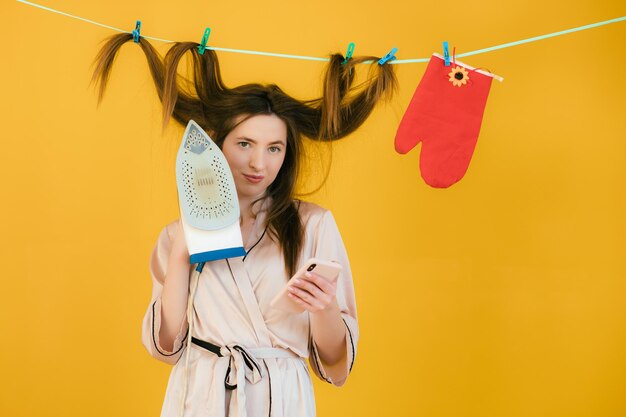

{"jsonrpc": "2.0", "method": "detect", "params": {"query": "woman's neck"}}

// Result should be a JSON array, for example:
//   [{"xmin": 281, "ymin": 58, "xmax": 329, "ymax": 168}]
[
  {"xmin": 238, "ymin": 194, "xmax": 265, "ymax": 224},
  {"xmin": 238, "ymin": 196, "xmax": 267, "ymax": 245}
]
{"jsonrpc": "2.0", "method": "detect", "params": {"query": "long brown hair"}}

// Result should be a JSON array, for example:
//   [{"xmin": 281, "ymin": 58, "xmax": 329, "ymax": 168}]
[{"xmin": 92, "ymin": 35, "xmax": 397, "ymax": 276}]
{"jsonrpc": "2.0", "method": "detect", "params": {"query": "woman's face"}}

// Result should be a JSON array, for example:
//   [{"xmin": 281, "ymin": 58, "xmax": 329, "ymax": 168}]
[{"xmin": 221, "ymin": 114, "xmax": 288, "ymax": 202}]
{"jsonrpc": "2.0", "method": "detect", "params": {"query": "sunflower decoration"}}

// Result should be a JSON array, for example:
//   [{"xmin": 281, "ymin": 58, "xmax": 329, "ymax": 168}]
[{"xmin": 448, "ymin": 66, "xmax": 470, "ymax": 87}]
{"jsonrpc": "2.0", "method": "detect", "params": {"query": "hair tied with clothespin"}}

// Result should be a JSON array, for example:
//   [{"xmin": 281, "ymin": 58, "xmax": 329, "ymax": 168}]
[
  {"xmin": 132, "ymin": 20, "xmax": 141, "ymax": 43},
  {"xmin": 341, "ymin": 42, "xmax": 355, "ymax": 65},
  {"xmin": 378, "ymin": 47, "xmax": 398, "ymax": 65},
  {"xmin": 198, "ymin": 28, "xmax": 211, "ymax": 55}
]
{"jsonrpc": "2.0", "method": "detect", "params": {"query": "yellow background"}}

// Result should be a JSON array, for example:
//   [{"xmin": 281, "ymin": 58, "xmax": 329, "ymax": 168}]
[{"xmin": 2, "ymin": 0, "xmax": 625, "ymax": 416}]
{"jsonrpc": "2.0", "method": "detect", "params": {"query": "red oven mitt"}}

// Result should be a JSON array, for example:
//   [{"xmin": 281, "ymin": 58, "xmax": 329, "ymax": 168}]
[{"xmin": 395, "ymin": 54, "xmax": 494, "ymax": 188}]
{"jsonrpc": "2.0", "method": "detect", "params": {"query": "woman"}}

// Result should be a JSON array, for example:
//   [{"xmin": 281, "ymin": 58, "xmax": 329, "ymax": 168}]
[{"xmin": 93, "ymin": 34, "xmax": 396, "ymax": 417}]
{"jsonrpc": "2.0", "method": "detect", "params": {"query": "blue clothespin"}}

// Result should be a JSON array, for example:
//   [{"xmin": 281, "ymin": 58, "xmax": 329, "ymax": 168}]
[
  {"xmin": 443, "ymin": 41, "xmax": 450, "ymax": 66},
  {"xmin": 198, "ymin": 28, "xmax": 211, "ymax": 55},
  {"xmin": 132, "ymin": 20, "xmax": 141, "ymax": 43},
  {"xmin": 342, "ymin": 42, "xmax": 355, "ymax": 65},
  {"xmin": 378, "ymin": 47, "xmax": 398, "ymax": 65}
]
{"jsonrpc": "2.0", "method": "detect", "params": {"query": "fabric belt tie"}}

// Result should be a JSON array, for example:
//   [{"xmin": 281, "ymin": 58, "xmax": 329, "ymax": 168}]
[{"xmin": 191, "ymin": 337, "xmax": 298, "ymax": 417}]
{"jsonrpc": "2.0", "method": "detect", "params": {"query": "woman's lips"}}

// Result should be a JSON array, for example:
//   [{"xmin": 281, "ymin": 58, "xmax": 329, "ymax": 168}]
[{"xmin": 243, "ymin": 174, "xmax": 264, "ymax": 184}]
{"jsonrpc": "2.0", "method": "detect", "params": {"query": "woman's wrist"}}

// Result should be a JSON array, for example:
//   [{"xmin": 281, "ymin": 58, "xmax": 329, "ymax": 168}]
[{"xmin": 310, "ymin": 298, "xmax": 340, "ymax": 318}]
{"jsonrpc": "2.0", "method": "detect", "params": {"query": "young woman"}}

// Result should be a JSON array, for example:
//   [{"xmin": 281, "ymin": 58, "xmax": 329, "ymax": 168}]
[{"xmin": 93, "ymin": 34, "xmax": 396, "ymax": 417}]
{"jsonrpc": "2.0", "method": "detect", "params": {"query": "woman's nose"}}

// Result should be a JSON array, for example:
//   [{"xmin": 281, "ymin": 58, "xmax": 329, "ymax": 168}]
[{"xmin": 249, "ymin": 149, "xmax": 265, "ymax": 171}]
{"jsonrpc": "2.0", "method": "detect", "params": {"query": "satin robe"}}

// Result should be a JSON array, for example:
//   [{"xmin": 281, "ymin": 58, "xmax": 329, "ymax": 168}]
[{"xmin": 141, "ymin": 201, "xmax": 359, "ymax": 417}]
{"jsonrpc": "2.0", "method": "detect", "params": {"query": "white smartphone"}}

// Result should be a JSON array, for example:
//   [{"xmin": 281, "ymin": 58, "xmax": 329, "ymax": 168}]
[{"xmin": 270, "ymin": 258, "xmax": 343, "ymax": 314}]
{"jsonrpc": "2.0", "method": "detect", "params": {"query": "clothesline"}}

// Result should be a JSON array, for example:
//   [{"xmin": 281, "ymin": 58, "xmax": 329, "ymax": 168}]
[{"xmin": 16, "ymin": 0, "xmax": 626, "ymax": 64}]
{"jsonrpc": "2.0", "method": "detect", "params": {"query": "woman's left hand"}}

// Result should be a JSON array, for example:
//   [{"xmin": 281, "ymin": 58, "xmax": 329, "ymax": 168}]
[{"xmin": 287, "ymin": 272, "xmax": 338, "ymax": 313}]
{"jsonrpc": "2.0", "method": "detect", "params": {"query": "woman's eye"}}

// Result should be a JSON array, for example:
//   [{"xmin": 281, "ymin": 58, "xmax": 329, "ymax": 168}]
[
  {"xmin": 238, "ymin": 141, "xmax": 250, "ymax": 148},
  {"xmin": 269, "ymin": 146, "xmax": 281, "ymax": 153}
]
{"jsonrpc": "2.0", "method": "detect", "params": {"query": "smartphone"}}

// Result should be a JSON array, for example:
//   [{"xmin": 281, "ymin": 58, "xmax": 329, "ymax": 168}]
[{"xmin": 269, "ymin": 258, "xmax": 342, "ymax": 314}]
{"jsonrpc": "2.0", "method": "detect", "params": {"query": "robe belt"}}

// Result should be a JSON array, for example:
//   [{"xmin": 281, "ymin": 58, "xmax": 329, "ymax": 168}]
[{"xmin": 191, "ymin": 337, "xmax": 298, "ymax": 417}]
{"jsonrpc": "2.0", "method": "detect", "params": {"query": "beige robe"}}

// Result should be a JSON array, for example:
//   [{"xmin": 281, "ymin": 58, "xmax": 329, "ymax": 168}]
[{"xmin": 142, "ymin": 201, "xmax": 358, "ymax": 417}]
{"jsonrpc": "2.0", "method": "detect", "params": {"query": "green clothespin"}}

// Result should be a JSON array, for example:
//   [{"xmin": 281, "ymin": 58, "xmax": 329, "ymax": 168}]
[
  {"xmin": 198, "ymin": 28, "xmax": 211, "ymax": 55},
  {"xmin": 342, "ymin": 42, "xmax": 355, "ymax": 65}
]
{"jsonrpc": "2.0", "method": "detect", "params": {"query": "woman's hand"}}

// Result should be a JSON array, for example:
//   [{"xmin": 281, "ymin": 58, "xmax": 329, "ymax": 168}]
[
  {"xmin": 287, "ymin": 272, "xmax": 338, "ymax": 313},
  {"xmin": 293, "ymin": 271, "xmax": 347, "ymax": 372}
]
